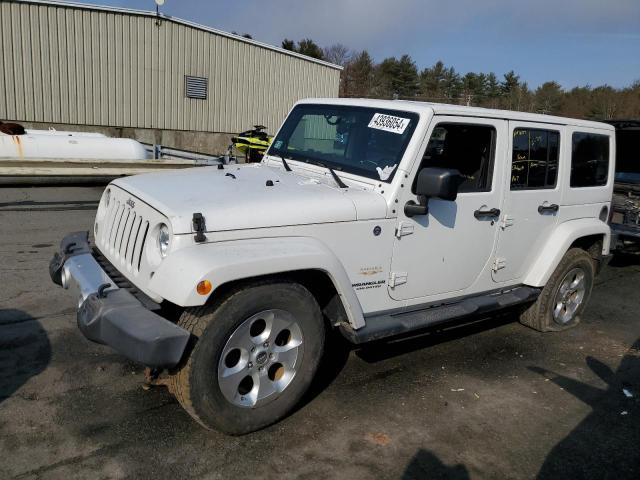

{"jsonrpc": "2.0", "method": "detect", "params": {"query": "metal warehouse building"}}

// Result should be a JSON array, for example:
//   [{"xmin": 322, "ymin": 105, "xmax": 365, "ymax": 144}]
[{"xmin": 0, "ymin": 0, "xmax": 341, "ymax": 153}]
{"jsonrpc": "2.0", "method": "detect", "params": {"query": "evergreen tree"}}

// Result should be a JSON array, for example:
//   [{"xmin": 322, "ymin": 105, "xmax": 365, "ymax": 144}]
[
  {"xmin": 534, "ymin": 81, "xmax": 563, "ymax": 114},
  {"xmin": 342, "ymin": 51, "xmax": 375, "ymax": 97},
  {"xmin": 296, "ymin": 39, "xmax": 325, "ymax": 60},
  {"xmin": 501, "ymin": 71, "xmax": 520, "ymax": 94},
  {"xmin": 484, "ymin": 73, "xmax": 502, "ymax": 107},
  {"xmin": 281, "ymin": 38, "xmax": 325, "ymax": 60},
  {"xmin": 281, "ymin": 39, "xmax": 295, "ymax": 51},
  {"xmin": 373, "ymin": 55, "xmax": 419, "ymax": 98},
  {"xmin": 442, "ymin": 67, "xmax": 462, "ymax": 102},
  {"xmin": 420, "ymin": 61, "xmax": 447, "ymax": 99}
]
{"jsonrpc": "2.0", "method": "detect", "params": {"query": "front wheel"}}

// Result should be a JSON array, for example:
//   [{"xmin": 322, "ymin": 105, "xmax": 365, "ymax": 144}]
[
  {"xmin": 519, "ymin": 248, "xmax": 595, "ymax": 332},
  {"xmin": 170, "ymin": 281, "xmax": 325, "ymax": 434}
]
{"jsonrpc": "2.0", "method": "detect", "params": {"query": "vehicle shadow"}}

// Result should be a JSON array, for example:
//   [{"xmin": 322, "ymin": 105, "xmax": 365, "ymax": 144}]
[
  {"xmin": 608, "ymin": 252, "xmax": 640, "ymax": 268},
  {"xmin": 299, "ymin": 328, "xmax": 352, "ymax": 409},
  {"xmin": 299, "ymin": 311, "xmax": 518, "ymax": 408},
  {"xmin": 0, "ymin": 309, "xmax": 52, "ymax": 405},
  {"xmin": 529, "ymin": 339, "xmax": 640, "ymax": 479},
  {"xmin": 402, "ymin": 449, "xmax": 470, "ymax": 480}
]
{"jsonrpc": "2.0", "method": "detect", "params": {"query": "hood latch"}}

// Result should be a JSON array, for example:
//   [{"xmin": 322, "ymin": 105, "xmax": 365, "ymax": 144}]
[{"xmin": 192, "ymin": 213, "xmax": 207, "ymax": 243}]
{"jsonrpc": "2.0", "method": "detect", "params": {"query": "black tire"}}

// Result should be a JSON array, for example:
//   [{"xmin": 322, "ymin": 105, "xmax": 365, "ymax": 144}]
[
  {"xmin": 519, "ymin": 248, "xmax": 595, "ymax": 332},
  {"xmin": 169, "ymin": 281, "xmax": 325, "ymax": 435}
]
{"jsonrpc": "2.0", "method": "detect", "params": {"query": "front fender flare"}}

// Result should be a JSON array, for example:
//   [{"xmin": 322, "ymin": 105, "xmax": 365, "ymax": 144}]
[
  {"xmin": 523, "ymin": 218, "xmax": 610, "ymax": 287},
  {"xmin": 149, "ymin": 236, "xmax": 365, "ymax": 329}
]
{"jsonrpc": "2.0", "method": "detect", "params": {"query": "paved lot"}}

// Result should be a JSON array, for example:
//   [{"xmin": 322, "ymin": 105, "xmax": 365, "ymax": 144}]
[{"xmin": 1, "ymin": 186, "xmax": 639, "ymax": 480}]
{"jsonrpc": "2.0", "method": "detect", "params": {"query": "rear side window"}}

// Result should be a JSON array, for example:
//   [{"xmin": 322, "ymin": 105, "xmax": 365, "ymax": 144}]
[
  {"xmin": 571, "ymin": 133, "xmax": 610, "ymax": 187},
  {"xmin": 511, "ymin": 128, "xmax": 559, "ymax": 190},
  {"xmin": 417, "ymin": 123, "xmax": 496, "ymax": 193}
]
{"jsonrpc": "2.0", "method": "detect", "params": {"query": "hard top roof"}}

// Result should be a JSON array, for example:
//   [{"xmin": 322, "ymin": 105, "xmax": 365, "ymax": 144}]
[{"xmin": 299, "ymin": 98, "xmax": 615, "ymax": 130}]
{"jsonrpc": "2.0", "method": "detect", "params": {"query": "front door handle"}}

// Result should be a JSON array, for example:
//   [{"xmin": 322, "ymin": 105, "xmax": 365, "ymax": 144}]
[
  {"xmin": 474, "ymin": 208, "xmax": 501, "ymax": 219},
  {"xmin": 538, "ymin": 203, "xmax": 559, "ymax": 214}
]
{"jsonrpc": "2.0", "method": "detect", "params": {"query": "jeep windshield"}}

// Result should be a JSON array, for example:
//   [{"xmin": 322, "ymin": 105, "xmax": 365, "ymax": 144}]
[{"xmin": 268, "ymin": 104, "xmax": 419, "ymax": 183}]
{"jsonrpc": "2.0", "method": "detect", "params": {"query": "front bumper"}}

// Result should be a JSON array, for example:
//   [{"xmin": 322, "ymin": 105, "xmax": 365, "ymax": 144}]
[{"xmin": 49, "ymin": 232, "xmax": 190, "ymax": 368}]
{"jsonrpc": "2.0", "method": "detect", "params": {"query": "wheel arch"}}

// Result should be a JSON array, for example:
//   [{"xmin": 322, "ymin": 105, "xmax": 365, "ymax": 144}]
[
  {"xmin": 149, "ymin": 237, "xmax": 365, "ymax": 329},
  {"xmin": 204, "ymin": 269, "xmax": 351, "ymax": 330},
  {"xmin": 523, "ymin": 218, "xmax": 610, "ymax": 287}
]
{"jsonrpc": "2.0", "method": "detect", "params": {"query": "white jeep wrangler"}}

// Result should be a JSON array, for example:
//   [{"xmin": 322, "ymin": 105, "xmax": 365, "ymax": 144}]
[{"xmin": 50, "ymin": 99, "xmax": 614, "ymax": 434}]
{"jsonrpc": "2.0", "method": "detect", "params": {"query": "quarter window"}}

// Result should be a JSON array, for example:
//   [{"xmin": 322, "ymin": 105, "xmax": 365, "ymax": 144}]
[
  {"xmin": 416, "ymin": 123, "xmax": 496, "ymax": 193},
  {"xmin": 511, "ymin": 129, "xmax": 559, "ymax": 190},
  {"xmin": 571, "ymin": 133, "xmax": 610, "ymax": 187}
]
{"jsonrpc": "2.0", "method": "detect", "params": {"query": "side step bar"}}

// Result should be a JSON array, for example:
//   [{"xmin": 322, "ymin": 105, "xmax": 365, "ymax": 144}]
[{"xmin": 339, "ymin": 286, "xmax": 540, "ymax": 344}]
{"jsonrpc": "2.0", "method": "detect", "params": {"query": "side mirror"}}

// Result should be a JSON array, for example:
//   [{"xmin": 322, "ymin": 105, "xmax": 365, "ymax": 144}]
[
  {"xmin": 405, "ymin": 167, "xmax": 463, "ymax": 217},
  {"xmin": 416, "ymin": 167, "xmax": 462, "ymax": 200}
]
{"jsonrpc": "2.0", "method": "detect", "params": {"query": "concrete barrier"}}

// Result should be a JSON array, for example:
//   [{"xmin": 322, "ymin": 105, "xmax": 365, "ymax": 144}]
[{"xmin": 0, "ymin": 156, "xmax": 223, "ymax": 185}]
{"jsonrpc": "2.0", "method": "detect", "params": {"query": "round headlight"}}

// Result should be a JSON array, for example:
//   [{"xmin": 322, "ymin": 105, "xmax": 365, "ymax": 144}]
[
  {"xmin": 104, "ymin": 188, "xmax": 111, "ymax": 207},
  {"xmin": 158, "ymin": 224, "xmax": 170, "ymax": 257}
]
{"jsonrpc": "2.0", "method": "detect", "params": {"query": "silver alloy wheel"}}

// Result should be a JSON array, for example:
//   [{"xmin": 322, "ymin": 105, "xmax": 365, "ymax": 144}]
[
  {"xmin": 552, "ymin": 267, "xmax": 587, "ymax": 325},
  {"xmin": 217, "ymin": 309, "xmax": 304, "ymax": 408}
]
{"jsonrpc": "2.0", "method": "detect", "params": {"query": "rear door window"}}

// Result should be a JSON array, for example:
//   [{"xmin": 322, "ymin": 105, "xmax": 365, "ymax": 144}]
[
  {"xmin": 571, "ymin": 133, "xmax": 610, "ymax": 187},
  {"xmin": 511, "ymin": 128, "xmax": 559, "ymax": 190}
]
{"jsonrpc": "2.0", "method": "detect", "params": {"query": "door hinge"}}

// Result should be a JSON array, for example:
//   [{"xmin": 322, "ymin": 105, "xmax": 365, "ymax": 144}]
[
  {"xmin": 395, "ymin": 222, "xmax": 414, "ymax": 238},
  {"xmin": 389, "ymin": 271, "xmax": 408, "ymax": 288},
  {"xmin": 492, "ymin": 258, "xmax": 507, "ymax": 272},
  {"xmin": 500, "ymin": 215, "xmax": 514, "ymax": 229}
]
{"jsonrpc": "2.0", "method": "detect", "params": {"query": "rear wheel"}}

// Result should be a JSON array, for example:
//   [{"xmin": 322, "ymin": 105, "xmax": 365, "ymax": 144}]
[
  {"xmin": 519, "ymin": 248, "xmax": 595, "ymax": 332},
  {"xmin": 169, "ymin": 281, "xmax": 325, "ymax": 434}
]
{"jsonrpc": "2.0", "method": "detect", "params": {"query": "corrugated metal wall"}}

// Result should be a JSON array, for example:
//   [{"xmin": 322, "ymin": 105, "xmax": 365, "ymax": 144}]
[{"xmin": 0, "ymin": 1, "xmax": 341, "ymax": 133}]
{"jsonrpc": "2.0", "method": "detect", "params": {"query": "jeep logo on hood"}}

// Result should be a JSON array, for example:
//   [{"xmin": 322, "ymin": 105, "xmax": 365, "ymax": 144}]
[{"xmin": 126, "ymin": 198, "xmax": 135, "ymax": 209}]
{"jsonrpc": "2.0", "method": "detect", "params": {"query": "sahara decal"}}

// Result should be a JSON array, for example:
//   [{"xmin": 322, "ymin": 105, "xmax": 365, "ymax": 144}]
[{"xmin": 359, "ymin": 266, "xmax": 384, "ymax": 276}]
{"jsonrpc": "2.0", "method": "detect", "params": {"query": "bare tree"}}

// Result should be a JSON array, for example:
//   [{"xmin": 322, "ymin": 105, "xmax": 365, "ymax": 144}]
[{"xmin": 323, "ymin": 43, "xmax": 351, "ymax": 67}]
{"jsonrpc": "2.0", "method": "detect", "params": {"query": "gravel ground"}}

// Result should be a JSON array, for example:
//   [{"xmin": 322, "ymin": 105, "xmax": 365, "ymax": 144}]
[{"xmin": 1, "ymin": 185, "xmax": 639, "ymax": 480}]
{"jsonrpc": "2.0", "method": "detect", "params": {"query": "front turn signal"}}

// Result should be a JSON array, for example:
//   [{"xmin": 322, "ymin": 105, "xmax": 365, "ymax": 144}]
[{"xmin": 197, "ymin": 280, "xmax": 212, "ymax": 296}]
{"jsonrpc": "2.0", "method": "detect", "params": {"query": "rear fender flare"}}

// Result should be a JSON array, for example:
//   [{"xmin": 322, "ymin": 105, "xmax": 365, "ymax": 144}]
[{"xmin": 523, "ymin": 218, "xmax": 610, "ymax": 287}]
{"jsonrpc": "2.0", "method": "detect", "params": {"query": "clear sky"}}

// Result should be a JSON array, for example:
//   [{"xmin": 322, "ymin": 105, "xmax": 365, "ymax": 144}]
[{"xmin": 79, "ymin": 0, "xmax": 640, "ymax": 89}]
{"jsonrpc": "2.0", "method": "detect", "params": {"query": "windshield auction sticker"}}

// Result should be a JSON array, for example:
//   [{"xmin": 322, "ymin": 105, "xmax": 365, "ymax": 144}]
[{"xmin": 368, "ymin": 113, "xmax": 410, "ymax": 134}]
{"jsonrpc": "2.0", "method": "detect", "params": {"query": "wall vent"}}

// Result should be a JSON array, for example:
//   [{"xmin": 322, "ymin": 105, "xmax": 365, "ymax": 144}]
[{"xmin": 185, "ymin": 75, "xmax": 208, "ymax": 99}]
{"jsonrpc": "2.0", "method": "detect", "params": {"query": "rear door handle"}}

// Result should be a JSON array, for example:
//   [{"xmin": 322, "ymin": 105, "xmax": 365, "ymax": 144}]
[
  {"xmin": 474, "ymin": 208, "xmax": 501, "ymax": 219},
  {"xmin": 538, "ymin": 204, "xmax": 559, "ymax": 214}
]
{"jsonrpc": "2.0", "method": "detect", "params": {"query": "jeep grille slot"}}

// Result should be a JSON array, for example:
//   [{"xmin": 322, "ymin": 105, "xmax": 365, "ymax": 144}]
[
  {"xmin": 125, "ymin": 214, "xmax": 141, "ymax": 264},
  {"xmin": 112, "ymin": 203, "xmax": 127, "ymax": 252},
  {"xmin": 106, "ymin": 202, "xmax": 122, "ymax": 248},
  {"xmin": 137, "ymin": 221, "xmax": 150, "ymax": 271},
  {"xmin": 116, "ymin": 209, "xmax": 132, "ymax": 255},
  {"xmin": 99, "ymin": 194, "xmax": 150, "ymax": 273}
]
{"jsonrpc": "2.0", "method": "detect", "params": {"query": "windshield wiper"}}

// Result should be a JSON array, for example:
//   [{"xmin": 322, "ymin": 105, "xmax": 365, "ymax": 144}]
[
  {"xmin": 328, "ymin": 165, "xmax": 348, "ymax": 189},
  {"xmin": 280, "ymin": 155, "xmax": 292, "ymax": 172},
  {"xmin": 312, "ymin": 161, "xmax": 348, "ymax": 189}
]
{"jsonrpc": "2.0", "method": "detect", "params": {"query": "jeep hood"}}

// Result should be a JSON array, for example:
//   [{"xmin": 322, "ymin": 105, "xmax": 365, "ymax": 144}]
[{"xmin": 112, "ymin": 164, "xmax": 388, "ymax": 233}]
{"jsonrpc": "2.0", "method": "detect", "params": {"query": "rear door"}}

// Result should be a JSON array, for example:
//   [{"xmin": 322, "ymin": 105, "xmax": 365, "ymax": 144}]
[{"xmin": 492, "ymin": 122, "xmax": 563, "ymax": 283}]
